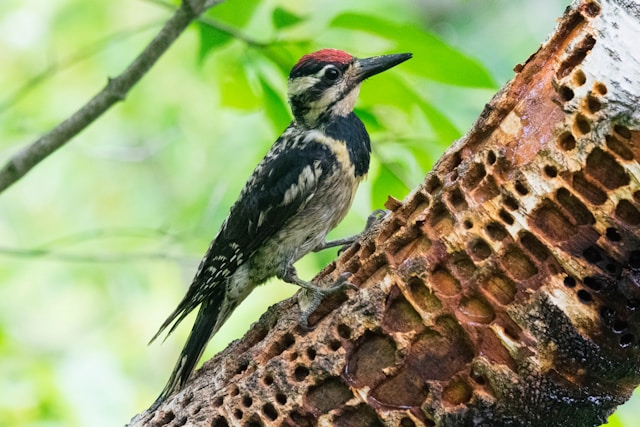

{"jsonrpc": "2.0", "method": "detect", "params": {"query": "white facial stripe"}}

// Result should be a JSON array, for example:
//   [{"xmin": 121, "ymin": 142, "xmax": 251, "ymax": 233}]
[{"xmin": 288, "ymin": 75, "xmax": 319, "ymax": 98}]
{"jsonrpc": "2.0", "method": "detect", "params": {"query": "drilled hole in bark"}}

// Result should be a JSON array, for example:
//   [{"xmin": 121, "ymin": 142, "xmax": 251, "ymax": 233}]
[
  {"xmin": 329, "ymin": 339, "xmax": 342, "ymax": 351},
  {"xmin": 288, "ymin": 410, "xmax": 313, "ymax": 427},
  {"xmin": 246, "ymin": 415, "xmax": 264, "ymax": 427},
  {"xmin": 230, "ymin": 386, "xmax": 240, "ymax": 397},
  {"xmin": 556, "ymin": 187, "xmax": 595, "ymax": 225},
  {"xmin": 294, "ymin": 366, "xmax": 310, "ymax": 381},
  {"xmin": 593, "ymin": 81, "xmax": 607, "ymax": 95},
  {"xmin": 443, "ymin": 378, "xmax": 473, "ymax": 405},
  {"xmin": 306, "ymin": 347, "xmax": 316, "ymax": 361},
  {"xmin": 577, "ymin": 289, "xmax": 592, "ymax": 303},
  {"xmin": 431, "ymin": 266, "xmax": 461, "ymax": 296},
  {"xmin": 263, "ymin": 375, "xmax": 274, "ymax": 386},
  {"xmin": 559, "ymin": 85, "xmax": 574, "ymax": 101},
  {"xmin": 334, "ymin": 404, "xmax": 384, "ymax": 427},
  {"xmin": 557, "ymin": 32, "xmax": 595, "ymax": 78},
  {"xmin": 572, "ymin": 172, "xmax": 607, "ymax": 205},
  {"xmin": 514, "ymin": 180, "xmax": 529, "ymax": 195},
  {"xmin": 564, "ymin": 276, "xmax": 577, "ymax": 288},
  {"xmin": 616, "ymin": 200, "xmax": 640, "ymax": 226},
  {"xmin": 581, "ymin": 1, "xmax": 601, "ymax": 17},
  {"xmin": 262, "ymin": 403, "xmax": 278, "ymax": 421},
  {"xmin": 212, "ymin": 416, "xmax": 229, "ymax": 427},
  {"xmin": 463, "ymin": 162, "xmax": 486, "ymax": 189},
  {"xmin": 613, "ymin": 124, "xmax": 631, "ymax": 139},
  {"xmin": 242, "ymin": 395, "xmax": 253, "ymax": 408},
  {"xmin": 558, "ymin": 132, "xmax": 576, "ymax": 151},
  {"xmin": 267, "ymin": 333, "xmax": 296, "ymax": 358},
  {"xmin": 337, "ymin": 324, "xmax": 351, "ymax": 340},
  {"xmin": 573, "ymin": 69, "xmax": 587, "ymax": 86},
  {"xmin": 503, "ymin": 195, "xmax": 519, "ymax": 210},
  {"xmin": 533, "ymin": 200, "xmax": 578, "ymax": 240},
  {"xmin": 469, "ymin": 238, "xmax": 492, "ymax": 261},
  {"xmin": 583, "ymin": 247, "xmax": 602, "ymax": 264},
  {"xmin": 425, "ymin": 175, "xmax": 442, "ymax": 194},
  {"xmin": 620, "ymin": 334, "xmax": 635, "ymax": 348},
  {"xmin": 158, "ymin": 411, "xmax": 176, "ymax": 425},
  {"xmin": 544, "ymin": 165, "xmax": 558, "ymax": 178},
  {"xmin": 448, "ymin": 187, "xmax": 468, "ymax": 210},
  {"xmin": 498, "ymin": 209, "xmax": 514, "ymax": 225},
  {"xmin": 502, "ymin": 245, "xmax": 538, "ymax": 280},
  {"xmin": 486, "ymin": 150, "xmax": 497, "ymax": 165},
  {"xmin": 587, "ymin": 148, "xmax": 630, "ymax": 189},
  {"xmin": 463, "ymin": 219, "xmax": 474, "ymax": 229},
  {"xmin": 485, "ymin": 222, "xmax": 508, "ymax": 241},
  {"xmin": 606, "ymin": 135, "xmax": 634, "ymax": 160},
  {"xmin": 519, "ymin": 231, "xmax": 550, "ymax": 261},
  {"xmin": 471, "ymin": 369, "xmax": 486, "ymax": 385},
  {"xmin": 574, "ymin": 114, "xmax": 591, "ymax": 135},
  {"xmin": 306, "ymin": 377, "xmax": 353, "ymax": 415},
  {"xmin": 613, "ymin": 319, "xmax": 629, "ymax": 333},
  {"xmin": 503, "ymin": 325, "xmax": 520, "ymax": 341},
  {"xmin": 481, "ymin": 273, "xmax": 516, "ymax": 305},
  {"xmin": 400, "ymin": 417, "xmax": 417, "ymax": 427},
  {"xmin": 276, "ymin": 393, "xmax": 287, "ymax": 405},
  {"xmin": 235, "ymin": 360, "xmax": 249, "ymax": 375},
  {"xmin": 289, "ymin": 351, "xmax": 299, "ymax": 361},
  {"xmin": 585, "ymin": 95, "xmax": 601, "ymax": 113},
  {"xmin": 458, "ymin": 295, "xmax": 495, "ymax": 324},
  {"xmin": 583, "ymin": 276, "xmax": 603, "ymax": 291},
  {"xmin": 233, "ymin": 409, "xmax": 243, "ymax": 420},
  {"xmin": 606, "ymin": 263, "xmax": 619, "ymax": 275}
]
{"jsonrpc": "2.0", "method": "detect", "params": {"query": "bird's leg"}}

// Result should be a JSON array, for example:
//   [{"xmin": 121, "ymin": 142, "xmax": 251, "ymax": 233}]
[
  {"xmin": 313, "ymin": 209, "xmax": 389, "ymax": 253},
  {"xmin": 279, "ymin": 262, "xmax": 354, "ymax": 329}
]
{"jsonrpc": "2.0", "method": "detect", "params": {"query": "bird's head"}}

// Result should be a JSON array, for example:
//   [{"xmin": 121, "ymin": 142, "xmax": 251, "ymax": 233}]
[{"xmin": 287, "ymin": 49, "xmax": 412, "ymax": 129}]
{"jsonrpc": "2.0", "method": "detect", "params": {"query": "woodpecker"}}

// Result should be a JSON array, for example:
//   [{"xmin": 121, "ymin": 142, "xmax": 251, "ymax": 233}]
[{"xmin": 150, "ymin": 49, "xmax": 412, "ymax": 403}]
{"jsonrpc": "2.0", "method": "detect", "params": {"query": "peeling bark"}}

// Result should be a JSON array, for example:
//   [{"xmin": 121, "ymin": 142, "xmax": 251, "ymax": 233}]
[{"xmin": 129, "ymin": 0, "xmax": 640, "ymax": 425}]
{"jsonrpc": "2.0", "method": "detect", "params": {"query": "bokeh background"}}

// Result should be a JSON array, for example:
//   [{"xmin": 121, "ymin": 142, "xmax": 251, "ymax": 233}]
[{"xmin": 0, "ymin": 0, "xmax": 638, "ymax": 425}]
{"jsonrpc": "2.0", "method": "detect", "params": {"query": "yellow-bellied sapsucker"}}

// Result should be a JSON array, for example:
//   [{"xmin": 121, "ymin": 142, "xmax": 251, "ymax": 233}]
[{"xmin": 150, "ymin": 49, "xmax": 412, "ymax": 403}]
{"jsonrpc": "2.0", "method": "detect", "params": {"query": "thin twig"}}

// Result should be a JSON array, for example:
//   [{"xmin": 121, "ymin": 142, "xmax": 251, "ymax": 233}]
[
  {"xmin": 0, "ymin": 21, "xmax": 164, "ymax": 114},
  {"xmin": 0, "ymin": 0, "xmax": 223, "ymax": 194}
]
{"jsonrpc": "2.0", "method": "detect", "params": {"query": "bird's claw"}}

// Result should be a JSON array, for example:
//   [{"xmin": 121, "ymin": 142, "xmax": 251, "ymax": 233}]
[{"xmin": 298, "ymin": 272, "xmax": 356, "ymax": 329}]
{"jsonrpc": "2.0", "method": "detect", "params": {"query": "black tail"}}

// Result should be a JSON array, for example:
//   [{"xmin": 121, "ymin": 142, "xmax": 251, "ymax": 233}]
[{"xmin": 154, "ymin": 301, "xmax": 221, "ymax": 405}]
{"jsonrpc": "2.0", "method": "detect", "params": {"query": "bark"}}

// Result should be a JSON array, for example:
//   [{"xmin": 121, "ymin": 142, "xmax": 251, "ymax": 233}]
[{"xmin": 129, "ymin": 0, "xmax": 640, "ymax": 425}]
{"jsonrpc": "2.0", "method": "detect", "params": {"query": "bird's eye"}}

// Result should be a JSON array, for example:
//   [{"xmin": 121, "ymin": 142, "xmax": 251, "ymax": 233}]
[{"xmin": 324, "ymin": 66, "xmax": 341, "ymax": 81}]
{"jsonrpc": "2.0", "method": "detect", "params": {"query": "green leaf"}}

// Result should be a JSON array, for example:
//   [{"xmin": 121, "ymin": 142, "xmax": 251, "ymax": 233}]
[
  {"xmin": 259, "ymin": 76, "xmax": 291, "ymax": 131},
  {"xmin": 197, "ymin": 21, "xmax": 233, "ymax": 64},
  {"xmin": 330, "ymin": 13, "xmax": 496, "ymax": 88},
  {"xmin": 218, "ymin": 62, "xmax": 260, "ymax": 110},
  {"xmin": 272, "ymin": 7, "xmax": 304, "ymax": 29},
  {"xmin": 205, "ymin": 0, "xmax": 261, "ymax": 27}
]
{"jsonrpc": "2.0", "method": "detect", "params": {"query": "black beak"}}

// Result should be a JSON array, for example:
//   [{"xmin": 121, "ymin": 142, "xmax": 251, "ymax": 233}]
[{"xmin": 354, "ymin": 53, "xmax": 412, "ymax": 82}]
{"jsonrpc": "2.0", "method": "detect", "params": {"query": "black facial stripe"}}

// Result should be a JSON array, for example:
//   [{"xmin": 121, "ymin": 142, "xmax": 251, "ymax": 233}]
[{"xmin": 289, "ymin": 59, "xmax": 351, "ymax": 80}]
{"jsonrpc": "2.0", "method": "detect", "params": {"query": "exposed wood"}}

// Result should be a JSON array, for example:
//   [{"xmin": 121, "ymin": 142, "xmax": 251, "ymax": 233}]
[{"xmin": 129, "ymin": 0, "xmax": 640, "ymax": 425}]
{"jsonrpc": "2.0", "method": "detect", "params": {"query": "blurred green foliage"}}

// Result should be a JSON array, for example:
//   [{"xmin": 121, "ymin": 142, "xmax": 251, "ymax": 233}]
[{"xmin": 0, "ymin": 0, "xmax": 637, "ymax": 425}]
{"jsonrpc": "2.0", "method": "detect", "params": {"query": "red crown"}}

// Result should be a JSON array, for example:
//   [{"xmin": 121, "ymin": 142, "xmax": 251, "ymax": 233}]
[{"xmin": 294, "ymin": 49, "xmax": 353, "ymax": 68}]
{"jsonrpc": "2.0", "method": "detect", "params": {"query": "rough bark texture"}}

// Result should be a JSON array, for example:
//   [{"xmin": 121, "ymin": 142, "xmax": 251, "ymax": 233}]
[{"xmin": 129, "ymin": 0, "xmax": 640, "ymax": 425}]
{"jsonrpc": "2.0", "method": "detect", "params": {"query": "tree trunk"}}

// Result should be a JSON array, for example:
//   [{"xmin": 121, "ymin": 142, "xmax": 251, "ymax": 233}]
[{"xmin": 129, "ymin": 0, "xmax": 640, "ymax": 425}]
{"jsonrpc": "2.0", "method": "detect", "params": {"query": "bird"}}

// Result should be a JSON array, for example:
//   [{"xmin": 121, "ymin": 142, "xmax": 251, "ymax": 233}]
[{"xmin": 150, "ymin": 48, "xmax": 412, "ymax": 404}]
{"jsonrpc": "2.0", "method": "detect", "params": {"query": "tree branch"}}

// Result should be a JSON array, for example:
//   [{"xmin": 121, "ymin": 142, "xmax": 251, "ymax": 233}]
[{"xmin": 0, "ymin": 0, "xmax": 223, "ymax": 194}]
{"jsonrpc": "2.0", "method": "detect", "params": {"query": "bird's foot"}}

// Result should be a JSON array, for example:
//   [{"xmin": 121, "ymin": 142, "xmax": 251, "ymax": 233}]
[{"xmin": 298, "ymin": 272, "xmax": 355, "ymax": 329}]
